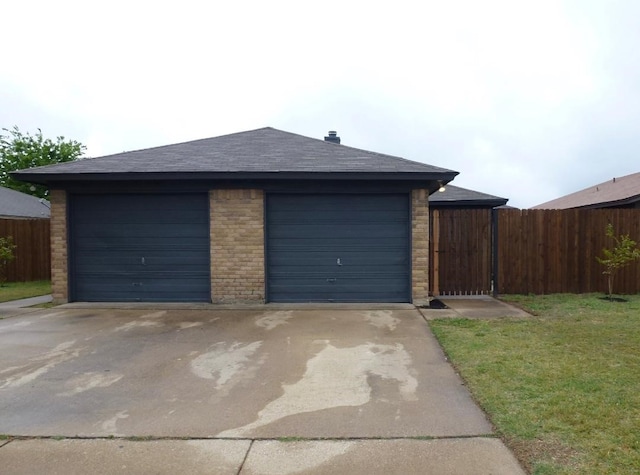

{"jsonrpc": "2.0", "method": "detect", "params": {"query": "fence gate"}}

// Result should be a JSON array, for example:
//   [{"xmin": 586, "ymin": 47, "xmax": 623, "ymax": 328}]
[{"xmin": 429, "ymin": 208, "xmax": 493, "ymax": 295}]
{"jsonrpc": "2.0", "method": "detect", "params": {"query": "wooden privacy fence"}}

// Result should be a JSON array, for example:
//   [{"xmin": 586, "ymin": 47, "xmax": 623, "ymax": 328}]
[
  {"xmin": 430, "ymin": 208, "xmax": 493, "ymax": 295},
  {"xmin": 430, "ymin": 208, "xmax": 640, "ymax": 295},
  {"xmin": 497, "ymin": 209, "xmax": 640, "ymax": 294},
  {"xmin": 0, "ymin": 218, "xmax": 51, "ymax": 282}
]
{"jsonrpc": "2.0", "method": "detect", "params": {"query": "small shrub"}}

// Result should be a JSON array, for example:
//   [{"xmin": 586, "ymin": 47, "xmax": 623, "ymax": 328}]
[
  {"xmin": 0, "ymin": 236, "xmax": 17, "ymax": 286},
  {"xmin": 596, "ymin": 224, "xmax": 640, "ymax": 300}
]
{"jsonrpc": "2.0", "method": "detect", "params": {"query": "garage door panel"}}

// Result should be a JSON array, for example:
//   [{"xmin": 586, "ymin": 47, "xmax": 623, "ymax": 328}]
[
  {"xmin": 74, "ymin": 209, "xmax": 206, "ymax": 224},
  {"xmin": 270, "ymin": 251, "xmax": 408, "ymax": 266},
  {"xmin": 271, "ymin": 194, "xmax": 407, "ymax": 209},
  {"xmin": 70, "ymin": 194, "xmax": 210, "ymax": 302},
  {"xmin": 75, "ymin": 283, "xmax": 209, "ymax": 302},
  {"xmin": 75, "ymin": 238, "xmax": 210, "ymax": 252},
  {"xmin": 267, "ymin": 194, "xmax": 410, "ymax": 302},
  {"xmin": 268, "ymin": 280, "xmax": 408, "ymax": 303},
  {"xmin": 269, "ymin": 210, "xmax": 408, "ymax": 223},
  {"xmin": 269, "ymin": 239, "xmax": 408, "ymax": 250},
  {"xmin": 75, "ymin": 259, "xmax": 209, "ymax": 273},
  {"xmin": 74, "ymin": 223, "xmax": 209, "ymax": 239},
  {"xmin": 268, "ymin": 224, "xmax": 409, "ymax": 239}
]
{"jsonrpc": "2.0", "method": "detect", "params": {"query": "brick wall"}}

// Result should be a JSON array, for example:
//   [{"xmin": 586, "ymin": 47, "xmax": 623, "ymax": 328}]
[
  {"xmin": 49, "ymin": 189, "xmax": 68, "ymax": 303},
  {"xmin": 51, "ymin": 189, "xmax": 426, "ymax": 304},
  {"xmin": 210, "ymin": 189, "xmax": 265, "ymax": 303},
  {"xmin": 412, "ymin": 189, "xmax": 430, "ymax": 305}
]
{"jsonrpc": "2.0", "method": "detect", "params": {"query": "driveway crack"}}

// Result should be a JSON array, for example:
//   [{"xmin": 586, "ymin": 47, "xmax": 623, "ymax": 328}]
[{"xmin": 236, "ymin": 439, "xmax": 254, "ymax": 475}]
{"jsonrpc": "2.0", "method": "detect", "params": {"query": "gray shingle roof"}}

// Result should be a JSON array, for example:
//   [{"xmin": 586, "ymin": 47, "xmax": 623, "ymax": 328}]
[
  {"xmin": 429, "ymin": 185, "xmax": 508, "ymax": 207},
  {"xmin": 0, "ymin": 186, "xmax": 50, "ymax": 219},
  {"xmin": 533, "ymin": 172, "xmax": 640, "ymax": 209},
  {"xmin": 13, "ymin": 127, "xmax": 457, "ymax": 182}
]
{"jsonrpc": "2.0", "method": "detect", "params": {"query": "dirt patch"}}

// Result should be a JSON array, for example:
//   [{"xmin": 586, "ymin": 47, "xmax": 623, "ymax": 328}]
[
  {"xmin": 505, "ymin": 436, "xmax": 582, "ymax": 473},
  {"xmin": 597, "ymin": 296, "xmax": 629, "ymax": 303}
]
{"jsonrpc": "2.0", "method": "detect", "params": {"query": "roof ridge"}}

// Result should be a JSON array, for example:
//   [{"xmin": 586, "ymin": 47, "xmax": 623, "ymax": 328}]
[{"xmin": 263, "ymin": 127, "xmax": 452, "ymax": 171}]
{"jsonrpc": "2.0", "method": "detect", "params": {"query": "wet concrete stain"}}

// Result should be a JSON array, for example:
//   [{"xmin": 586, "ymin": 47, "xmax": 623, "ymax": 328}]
[
  {"xmin": 244, "ymin": 440, "xmax": 356, "ymax": 475},
  {"xmin": 255, "ymin": 311, "xmax": 294, "ymax": 330},
  {"xmin": 112, "ymin": 311, "xmax": 168, "ymax": 332},
  {"xmin": 178, "ymin": 322, "xmax": 204, "ymax": 330},
  {"xmin": 100, "ymin": 410, "xmax": 129, "ymax": 436},
  {"xmin": 57, "ymin": 371, "xmax": 123, "ymax": 397},
  {"xmin": 140, "ymin": 311, "xmax": 168, "ymax": 320},
  {"xmin": 218, "ymin": 341, "xmax": 418, "ymax": 436},
  {"xmin": 6, "ymin": 320, "xmax": 33, "ymax": 328},
  {"xmin": 190, "ymin": 341, "xmax": 264, "ymax": 390},
  {"xmin": 0, "ymin": 340, "xmax": 83, "ymax": 389},
  {"xmin": 113, "ymin": 320, "xmax": 164, "ymax": 332},
  {"xmin": 363, "ymin": 310, "xmax": 400, "ymax": 331}
]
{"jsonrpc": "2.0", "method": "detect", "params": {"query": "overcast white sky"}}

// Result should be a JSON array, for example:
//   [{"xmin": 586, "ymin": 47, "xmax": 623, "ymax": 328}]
[{"xmin": 2, "ymin": 0, "xmax": 639, "ymax": 208}]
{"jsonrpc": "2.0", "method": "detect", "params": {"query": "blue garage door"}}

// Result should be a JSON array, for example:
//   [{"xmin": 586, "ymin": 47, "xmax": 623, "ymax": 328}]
[
  {"xmin": 70, "ymin": 194, "xmax": 210, "ymax": 302},
  {"xmin": 267, "ymin": 194, "xmax": 410, "ymax": 302}
]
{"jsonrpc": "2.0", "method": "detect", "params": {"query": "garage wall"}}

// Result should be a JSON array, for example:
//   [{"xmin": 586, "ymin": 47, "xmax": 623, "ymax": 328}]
[
  {"xmin": 50, "ymin": 190, "xmax": 68, "ymax": 303},
  {"xmin": 210, "ymin": 189, "xmax": 265, "ymax": 303},
  {"xmin": 51, "ymin": 187, "xmax": 430, "ymax": 305},
  {"xmin": 412, "ymin": 189, "xmax": 430, "ymax": 305}
]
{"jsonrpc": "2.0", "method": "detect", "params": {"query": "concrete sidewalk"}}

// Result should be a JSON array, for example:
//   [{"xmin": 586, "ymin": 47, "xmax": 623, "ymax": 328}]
[
  {"xmin": 420, "ymin": 295, "xmax": 532, "ymax": 319},
  {"xmin": 0, "ymin": 437, "xmax": 524, "ymax": 475},
  {"xmin": 0, "ymin": 294, "xmax": 52, "ymax": 318}
]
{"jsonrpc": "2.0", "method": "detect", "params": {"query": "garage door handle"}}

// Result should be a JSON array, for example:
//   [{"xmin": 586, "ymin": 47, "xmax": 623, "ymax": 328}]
[
  {"xmin": 327, "ymin": 278, "xmax": 337, "ymax": 283},
  {"xmin": 141, "ymin": 257, "xmax": 146, "ymax": 265}
]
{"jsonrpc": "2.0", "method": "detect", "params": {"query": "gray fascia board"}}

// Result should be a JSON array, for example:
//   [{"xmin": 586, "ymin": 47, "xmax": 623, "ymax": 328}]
[
  {"xmin": 430, "ymin": 198, "xmax": 509, "ymax": 208},
  {"xmin": 576, "ymin": 194, "xmax": 640, "ymax": 209},
  {"xmin": 12, "ymin": 170, "xmax": 459, "ymax": 185}
]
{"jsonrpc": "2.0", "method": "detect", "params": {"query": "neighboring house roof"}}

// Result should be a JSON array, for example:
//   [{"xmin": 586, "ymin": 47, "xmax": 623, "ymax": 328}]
[
  {"xmin": 533, "ymin": 172, "xmax": 640, "ymax": 209},
  {"xmin": 12, "ymin": 127, "xmax": 458, "ymax": 191},
  {"xmin": 0, "ymin": 186, "xmax": 50, "ymax": 219},
  {"xmin": 429, "ymin": 185, "xmax": 508, "ymax": 208}
]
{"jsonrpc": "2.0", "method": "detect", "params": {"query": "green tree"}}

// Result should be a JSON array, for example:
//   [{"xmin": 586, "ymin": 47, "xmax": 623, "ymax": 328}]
[
  {"xmin": 596, "ymin": 223, "xmax": 640, "ymax": 300},
  {"xmin": 0, "ymin": 236, "xmax": 17, "ymax": 286},
  {"xmin": 0, "ymin": 126, "xmax": 86, "ymax": 198}
]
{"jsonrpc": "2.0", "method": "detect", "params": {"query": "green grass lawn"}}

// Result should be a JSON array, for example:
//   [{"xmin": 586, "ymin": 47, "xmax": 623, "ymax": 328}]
[
  {"xmin": 429, "ymin": 294, "xmax": 640, "ymax": 474},
  {"xmin": 0, "ymin": 280, "xmax": 51, "ymax": 303}
]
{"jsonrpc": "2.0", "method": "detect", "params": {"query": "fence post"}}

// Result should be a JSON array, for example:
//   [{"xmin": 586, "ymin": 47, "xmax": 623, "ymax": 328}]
[
  {"xmin": 492, "ymin": 208, "xmax": 499, "ymax": 296},
  {"xmin": 431, "ymin": 209, "xmax": 440, "ymax": 296}
]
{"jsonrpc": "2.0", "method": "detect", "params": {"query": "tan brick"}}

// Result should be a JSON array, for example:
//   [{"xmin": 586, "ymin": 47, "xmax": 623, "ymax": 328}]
[
  {"xmin": 49, "ymin": 190, "xmax": 68, "ymax": 303},
  {"xmin": 210, "ymin": 189, "xmax": 265, "ymax": 303},
  {"xmin": 412, "ymin": 189, "xmax": 429, "ymax": 304}
]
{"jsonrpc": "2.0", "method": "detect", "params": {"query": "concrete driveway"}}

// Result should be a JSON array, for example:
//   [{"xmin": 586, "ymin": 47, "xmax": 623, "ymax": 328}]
[{"xmin": 0, "ymin": 305, "xmax": 524, "ymax": 474}]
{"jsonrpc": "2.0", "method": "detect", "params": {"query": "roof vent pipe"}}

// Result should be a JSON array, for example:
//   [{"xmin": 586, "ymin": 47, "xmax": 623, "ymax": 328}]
[{"xmin": 324, "ymin": 131, "xmax": 341, "ymax": 144}]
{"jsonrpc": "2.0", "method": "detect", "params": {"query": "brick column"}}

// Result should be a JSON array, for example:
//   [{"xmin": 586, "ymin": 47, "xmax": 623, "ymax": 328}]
[
  {"xmin": 412, "ymin": 189, "xmax": 430, "ymax": 305},
  {"xmin": 49, "ymin": 190, "xmax": 68, "ymax": 303},
  {"xmin": 210, "ymin": 190, "xmax": 265, "ymax": 303}
]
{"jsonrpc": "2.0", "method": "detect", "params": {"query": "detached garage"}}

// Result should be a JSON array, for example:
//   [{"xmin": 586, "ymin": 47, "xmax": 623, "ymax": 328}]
[{"xmin": 13, "ymin": 127, "xmax": 458, "ymax": 305}]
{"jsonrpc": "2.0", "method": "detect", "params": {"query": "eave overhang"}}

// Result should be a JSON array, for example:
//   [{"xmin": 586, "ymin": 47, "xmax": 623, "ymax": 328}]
[
  {"xmin": 12, "ymin": 170, "xmax": 459, "ymax": 194},
  {"xmin": 429, "ymin": 198, "xmax": 509, "ymax": 208}
]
